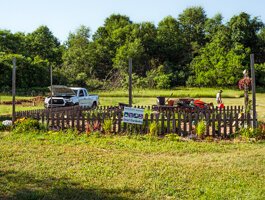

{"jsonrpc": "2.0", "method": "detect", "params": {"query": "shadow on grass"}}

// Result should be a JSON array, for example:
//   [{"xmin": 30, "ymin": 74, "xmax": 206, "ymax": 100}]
[{"xmin": 0, "ymin": 170, "xmax": 137, "ymax": 200}]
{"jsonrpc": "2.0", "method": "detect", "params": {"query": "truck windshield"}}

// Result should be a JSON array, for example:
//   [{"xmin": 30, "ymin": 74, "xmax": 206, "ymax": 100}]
[{"xmin": 73, "ymin": 90, "xmax": 78, "ymax": 95}]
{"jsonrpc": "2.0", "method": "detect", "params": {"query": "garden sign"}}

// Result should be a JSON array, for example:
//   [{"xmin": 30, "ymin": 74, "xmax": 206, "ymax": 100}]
[{"xmin": 123, "ymin": 107, "xmax": 144, "ymax": 125}]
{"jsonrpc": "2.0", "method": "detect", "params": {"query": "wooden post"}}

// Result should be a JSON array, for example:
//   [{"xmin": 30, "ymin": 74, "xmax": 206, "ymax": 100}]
[
  {"xmin": 12, "ymin": 58, "xmax": 16, "ymax": 125},
  {"xmin": 250, "ymin": 54, "xmax": 257, "ymax": 128},
  {"xmin": 129, "ymin": 58, "xmax": 132, "ymax": 107},
  {"xmin": 50, "ymin": 66, "xmax": 53, "ymax": 111}
]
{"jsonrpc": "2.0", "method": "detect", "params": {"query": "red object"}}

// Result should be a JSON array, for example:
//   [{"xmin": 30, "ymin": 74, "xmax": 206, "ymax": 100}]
[
  {"xmin": 218, "ymin": 103, "xmax": 224, "ymax": 108},
  {"xmin": 167, "ymin": 100, "xmax": 174, "ymax": 106},
  {"xmin": 194, "ymin": 100, "xmax": 206, "ymax": 109}
]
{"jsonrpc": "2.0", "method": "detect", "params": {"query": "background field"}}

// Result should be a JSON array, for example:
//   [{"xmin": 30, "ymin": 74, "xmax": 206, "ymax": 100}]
[{"xmin": 1, "ymin": 88, "xmax": 264, "ymax": 121}]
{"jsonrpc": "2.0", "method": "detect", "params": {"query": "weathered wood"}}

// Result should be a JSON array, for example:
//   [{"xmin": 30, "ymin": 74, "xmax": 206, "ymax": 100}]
[
  {"xmin": 71, "ymin": 111, "xmax": 75, "ymax": 129},
  {"xmin": 144, "ymin": 114, "xmax": 148, "ymax": 134},
  {"xmin": 212, "ymin": 113, "xmax": 216, "ymax": 137},
  {"xmin": 183, "ymin": 113, "xmax": 187, "ymax": 136},
  {"xmin": 178, "ymin": 112, "xmax": 181, "ymax": 135},
  {"xmin": 172, "ymin": 114, "xmax": 176, "ymax": 133},
  {"xmin": 167, "ymin": 113, "xmax": 171, "ymax": 133},
  {"xmin": 188, "ymin": 113, "xmax": 192, "ymax": 135},
  {"xmin": 223, "ymin": 113, "xmax": 227, "ymax": 137},
  {"xmin": 206, "ymin": 112, "xmax": 209, "ymax": 136},
  {"xmin": 14, "ymin": 103, "xmax": 253, "ymax": 137},
  {"xmin": 217, "ymin": 113, "xmax": 221, "ymax": 137},
  {"xmin": 51, "ymin": 112, "xmax": 54, "ymax": 128},
  {"xmin": 76, "ymin": 110, "xmax": 80, "ymax": 131},
  {"xmin": 229, "ymin": 112, "xmax": 233, "ymax": 135},
  {"xmin": 113, "ymin": 112, "xmax": 116, "ymax": 133},
  {"xmin": 247, "ymin": 112, "xmax": 251, "ymax": 126},
  {"xmin": 161, "ymin": 113, "xmax": 165, "ymax": 135},
  {"xmin": 235, "ymin": 113, "xmax": 239, "ymax": 132},
  {"xmin": 250, "ymin": 54, "xmax": 257, "ymax": 128},
  {"xmin": 118, "ymin": 112, "xmax": 122, "ymax": 133},
  {"xmin": 56, "ymin": 112, "xmax": 59, "ymax": 128}
]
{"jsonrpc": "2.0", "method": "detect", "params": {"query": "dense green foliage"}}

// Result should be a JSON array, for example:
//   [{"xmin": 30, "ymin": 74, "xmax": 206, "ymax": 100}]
[{"xmin": 1, "ymin": 7, "xmax": 265, "ymax": 91}]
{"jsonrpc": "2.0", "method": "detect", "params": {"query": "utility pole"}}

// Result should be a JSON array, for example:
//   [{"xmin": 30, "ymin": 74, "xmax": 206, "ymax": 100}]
[
  {"xmin": 129, "ymin": 58, "xmax": 132, "ymax": 107},
  {"xmin": 12, "ymin": 58, "xmax": 16, "ymax": 125},
  {"xmin": 250, "ymin": 54, "xmax": 257, "ymax": 128}
]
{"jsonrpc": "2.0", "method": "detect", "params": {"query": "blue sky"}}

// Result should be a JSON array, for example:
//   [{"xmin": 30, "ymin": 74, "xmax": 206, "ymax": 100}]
[{"xmin": 1, "ymin": 0, "xmax": 264, "ymax": 42}]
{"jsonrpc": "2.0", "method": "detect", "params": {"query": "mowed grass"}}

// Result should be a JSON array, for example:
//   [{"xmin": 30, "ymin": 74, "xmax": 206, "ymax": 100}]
[
  {"xmin": 0, "ymin": 131, "xmax": 265, "ymax": 199},
  {"xmin": 1, "ymin": 88, "xmax": 265, "ymax": 121},
  {"xmin": 97, "ymin": 87, "xmax": 244, "ymax": 98}
]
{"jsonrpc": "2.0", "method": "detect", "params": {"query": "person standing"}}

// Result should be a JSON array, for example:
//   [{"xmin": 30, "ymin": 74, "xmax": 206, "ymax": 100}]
[{"xmin": 216, "ymin": 90, "xmax": 223, "ymax": 104}]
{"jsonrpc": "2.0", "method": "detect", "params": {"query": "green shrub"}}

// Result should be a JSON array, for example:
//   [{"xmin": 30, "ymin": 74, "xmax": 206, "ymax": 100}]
[
  {"xmin": 85, "ymin": 78, "xmax": 104, "ymax": 91},
  {"xmin": 13, "ymin": 118, "xmax": 41, "ymax": 133},
  {"xmin": 196, "ymin": 120, "xmax": 206, "ymax": 138},
  {"xmin": 238, "ymin": 127, "xmax": 255, "ymax": 139},
  {"xmin": 238, "ymin": 124, "xmax": 265, "ymax": 140},
  {"xmin": 149, "ymin": 122, "xmax": 159, "ymax": 136},
  {"xmin": 0, "ymin": 122, "xmax": 5, "ymax": 131},
  {"xmin": 103, "ymin": 119, "xmax": 112, "ymax": 134},
  {"xmin": 256, "ymin": 121, "xmax": 265, "ymax": 140}
]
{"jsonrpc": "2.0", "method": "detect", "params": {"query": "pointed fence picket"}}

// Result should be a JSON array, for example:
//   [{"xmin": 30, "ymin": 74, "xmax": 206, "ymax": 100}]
[{"xmin": 14, "ymin": 105, "xmax": 251, "ymax": 138}]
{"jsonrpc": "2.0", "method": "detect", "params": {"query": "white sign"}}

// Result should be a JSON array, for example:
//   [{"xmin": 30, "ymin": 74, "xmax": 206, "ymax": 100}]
[{"xmin": 123, "ymin": 107, "xmax": 144, "ymax": 125}]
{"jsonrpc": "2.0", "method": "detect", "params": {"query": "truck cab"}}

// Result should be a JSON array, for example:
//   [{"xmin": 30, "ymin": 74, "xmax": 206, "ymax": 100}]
[
  {"xmin": 70, "ymin": 87, "xmax": 98, "ymax": 108},
  {"xmin": 44, "ymin": 85, "xmax": 99, "ymax": 108}
]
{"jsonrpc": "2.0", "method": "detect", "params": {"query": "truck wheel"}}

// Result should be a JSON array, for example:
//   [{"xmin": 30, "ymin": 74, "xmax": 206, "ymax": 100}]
[{"xmin": 92, "ymin": 102, "xmax": 97, "ymax": 109}]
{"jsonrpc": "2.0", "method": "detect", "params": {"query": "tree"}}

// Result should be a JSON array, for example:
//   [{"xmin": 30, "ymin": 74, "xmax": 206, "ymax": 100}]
[
  {"xmin": 113, "ymin": 38, "xmax": 145, "ymax": 76},
  {"xmin": 190, "ymin": 28, "xmax": 250, "ymax": 87},
  {"xmin": 0, "ymin": 30, "xmax": 25, "ymax": 54},
  {"xmin": 25, "ymin": 25, "xmax": 62, "ymax": 65},
  {"xmin": 91, "ymin": 14, "xmax": 133, "ymax": 79},
  {"xmin": 62, "ymin": 25, "xmax": 92, "ymax": 86},
  {"xmin": 257, "ymin": 27, "xmax": 265, "ymax": 63},
  {"xmin": 156, "ymin": 16, "xmax": 184, "ymax": 63},
  {"xmin": 228, "ymin": 12, "xmax": 264, "ymax": 58},
  {"xmin": 156, "ymin": 16, "xmax": 188, "ymax": 85},
  {"xmin": 205, "ymin": 13, "xmax": 224, "ymax": 40},
  {"xmin": 0, "ymin": 53, "xmax": 50, "ymax": 89},
  {"xmin": 178, "ymin": 6, "xmax": 207, "ymax": 48}
]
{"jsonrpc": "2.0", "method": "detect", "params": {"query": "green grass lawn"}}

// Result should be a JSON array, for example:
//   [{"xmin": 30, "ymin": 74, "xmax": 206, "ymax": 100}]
[
  {"xmin": 0, "ymin": 131, "xmax": 265, "ymax": 199},
  {"xmin": 96, "ymin": 87, "xmax": 244, "ymax": 98}
]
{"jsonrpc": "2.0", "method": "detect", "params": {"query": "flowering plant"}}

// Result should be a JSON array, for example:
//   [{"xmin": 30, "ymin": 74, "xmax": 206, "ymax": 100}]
[
  {"xmin": 2, "ymin": 120, "xmax": 12, "ymax": 127},
  {"xmin": 0, "ymin": 120, "xmax": 12, "ymax": 131},
  {"xmin": 238, "ymin": 77, "xmax": 252, "ymax": 90}
]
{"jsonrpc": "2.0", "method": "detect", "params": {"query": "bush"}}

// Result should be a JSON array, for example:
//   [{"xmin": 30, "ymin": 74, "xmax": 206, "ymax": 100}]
[
  {"xmin": 237, "ymin": 122, "xmax": 265, "ymax": 140},
  {"xmin": 13, "ymin": 118, "xmax": 42, "ymax": 133},
  {"xmin": 0, "ymin": 122, "xmax": 5, "ymax": 131},
  {"xmin": 85, "ymin": 78, "xmax": 104, "ymax": 91},
  {"xmin": 149, "ymin": 122, "xmax": 159, "ymax": 136},
  {"xmin": 196, "ymin": 120, "xmax": 206, "ymax": 138},
  {"xmin": 103, "ymin": 119, "xmax": 112, "ymax": 134},
  {"xmin": 256, "ymin": 122, "xmax": 265, "ymax": 140}
]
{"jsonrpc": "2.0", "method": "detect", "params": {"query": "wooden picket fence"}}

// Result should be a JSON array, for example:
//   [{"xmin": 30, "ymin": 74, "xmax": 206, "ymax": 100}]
[{"xmin": 15, "ymin": 105, "xmax": 251, "ymax": 138}]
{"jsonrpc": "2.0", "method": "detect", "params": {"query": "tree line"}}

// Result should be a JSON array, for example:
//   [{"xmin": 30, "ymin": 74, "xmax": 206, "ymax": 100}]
[{"xmin": 1, "ymin": 6, "xmax": 265, "ymax": 92}]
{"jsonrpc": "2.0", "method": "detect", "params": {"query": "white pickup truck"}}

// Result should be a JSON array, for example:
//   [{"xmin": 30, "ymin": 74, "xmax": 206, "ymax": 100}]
[{"xmin": 44, "ymin": 85, "xmax": 99, "ymax": 108}]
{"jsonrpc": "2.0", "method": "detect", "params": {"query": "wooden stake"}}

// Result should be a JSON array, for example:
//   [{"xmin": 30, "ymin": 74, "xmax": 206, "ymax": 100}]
[
  {"xmin": 12, "ymin": 58, "xmax": 16, "ymax": 125},
  {"xmin": 250, "ymin": 54, "xmax": 257, "ymax": 128},
  {"xmin": 129, "ymin": 58, "xmax": 132, "ymax": 107}
]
